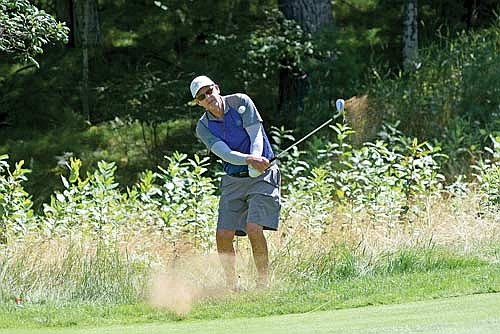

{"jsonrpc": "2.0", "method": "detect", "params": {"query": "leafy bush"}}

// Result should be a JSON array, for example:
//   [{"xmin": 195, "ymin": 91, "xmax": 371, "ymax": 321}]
[
  {"xmin": 0, "ymin": 0, "xmax": 69, "ymax": 65},
  {"xmin": 40, "ymin": 153, "xmax": 218, "ymax": 251},
  {"xmin": 473, "ymin": 135, "xmax": 500, "ymax": 208},
  {"xmin": 238, "ymin": 8, "xmax": 313, "ymax": 83},
  {"xmin": 42, "ymin": 158, "xmax": 126, "ymax": 235},
  {"xmin": 0, "ymin": 155, "xmax": 34, "ymax": 243},
  {"xmin": 153, "ymin": 152, "xmax": 218, "ymax": 250},
  {"xmin": 281, "ymin": 122, "xmax": 447, "ymax": 229},
  {"xmin": 369, "ymin": 23, "xmax": 500, "ymax": 176}
]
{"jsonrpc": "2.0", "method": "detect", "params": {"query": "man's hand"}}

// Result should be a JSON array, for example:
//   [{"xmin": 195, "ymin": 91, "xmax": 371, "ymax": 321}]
[{"xmin": 246, "ymin": 155, "xmax": 271, "ymax": 173}]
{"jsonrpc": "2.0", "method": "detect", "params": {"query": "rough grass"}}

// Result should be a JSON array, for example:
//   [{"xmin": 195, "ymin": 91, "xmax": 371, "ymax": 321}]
[
  {"xmin": 0, "ymin": 265, "xmax": 499, "ymax": 329},
  {"xmin": 0, "ymin": 190, "xmax": 498, "ymax": 328}
]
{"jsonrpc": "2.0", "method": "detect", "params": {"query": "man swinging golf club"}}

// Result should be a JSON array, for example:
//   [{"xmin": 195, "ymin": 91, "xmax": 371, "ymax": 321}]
[{"xmin": 190, "ymin": 75, "xmax": 281, "ymax": 290}]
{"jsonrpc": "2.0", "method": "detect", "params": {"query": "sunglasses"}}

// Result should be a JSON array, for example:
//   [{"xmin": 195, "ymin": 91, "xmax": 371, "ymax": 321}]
[{"xmin": 195, "ymin": 86, "xmax": 214, "ymax": 101}]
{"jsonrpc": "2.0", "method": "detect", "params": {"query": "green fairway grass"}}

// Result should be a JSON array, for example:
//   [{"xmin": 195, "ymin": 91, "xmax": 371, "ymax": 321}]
[{"xmin": 2, "ymin": 292, "xmax": 499, "ymax": 334}]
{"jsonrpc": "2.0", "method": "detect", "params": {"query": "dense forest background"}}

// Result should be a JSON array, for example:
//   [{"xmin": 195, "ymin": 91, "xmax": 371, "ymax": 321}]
[{"xmin": 1, "ymin": 0, "xmax": 499, "ymax": 208}]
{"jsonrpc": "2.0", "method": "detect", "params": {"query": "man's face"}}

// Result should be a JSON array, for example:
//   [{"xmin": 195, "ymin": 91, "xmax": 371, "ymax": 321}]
[{"xmin": 195, "ymin": 85, "xmax": 220, "ymax": 110}]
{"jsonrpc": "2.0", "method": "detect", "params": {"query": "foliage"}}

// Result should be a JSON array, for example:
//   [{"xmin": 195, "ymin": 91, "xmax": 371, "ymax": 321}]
[
  {"xmin": 237, "ymin": 8, "xmax": 314, "ymax": 83},
  {"xmin": 42, "ymin": 158, "xmax": 126, "ymax": 236},
  {"xmin": 368, "ymin": 23, "xmax": 500, "ymax": 175},
  {"xmin": 203, "ymin": 7, "xmax": 317, "ymax": 126},
  {"xmin": 39, "ymin": 153, "xmax": 218, "ymax": 251},
  {"xmin": 280, "ymin": 122, "xmax": 448, "ymax": 230},
  {"xmin": 0, "ymin": 154, "xmax": 34, "ymax": 243},
  {"xmin": 0, "ymin": 0, "xmax": 69, "ymax": 65},
  {"xmin": 269, "ymin": 125, "xmax": 309, "ymax": 192},
  {"xmin": 154, "ymin": 152, "xmax": 218, "ymax": 250},
  {"xmin": 125, "ymin": 70, "xmax": 190, "ymax": 161},
  {"xmin": 472, "ymin": 135, "xmax": 500, "ymax": 207}
]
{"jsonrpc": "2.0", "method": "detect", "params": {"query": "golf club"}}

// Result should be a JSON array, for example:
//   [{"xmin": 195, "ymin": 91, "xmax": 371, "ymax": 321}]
[{"xmin": 269, "ymin": 98, "xmax": 345, "ymax": 163}]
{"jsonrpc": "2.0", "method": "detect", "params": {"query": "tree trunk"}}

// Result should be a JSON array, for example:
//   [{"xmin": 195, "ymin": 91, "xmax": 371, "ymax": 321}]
[
  {"xmin": 277, "ymin": 0, "xmax": 333, "ymax": 125},
  {"xmin": 278, "ymin": 0, "xmax": 333, "ymax": 34},
  {"xmin": 82, "ymin": 45, "xmax": 90, "ymax": 122},
  {"xmin": 403, "ymin": 0, "xmax": 418, "ymax": 72},
  {"xmin": 73, "ymin": 0, "xmax": 102, "ymax": 48},
  {"xmin": 73, "ymin": 0, "xmax": 101, "ymax": 122}
]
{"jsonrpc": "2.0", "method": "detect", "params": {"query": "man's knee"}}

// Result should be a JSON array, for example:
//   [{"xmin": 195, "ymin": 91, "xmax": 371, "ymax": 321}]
[
  {"xmin": 246, "ymin": 223, "xmax": 263, "ymax": 239},
  {"xmin": 216, "ymin": 229, "xmax": 235, "ymax": 242}
]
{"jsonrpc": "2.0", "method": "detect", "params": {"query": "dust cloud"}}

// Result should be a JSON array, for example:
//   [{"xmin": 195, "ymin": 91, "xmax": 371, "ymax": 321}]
[{"xmin": 147, "ymin": 254, "xmax": 232, "ymax": 315}]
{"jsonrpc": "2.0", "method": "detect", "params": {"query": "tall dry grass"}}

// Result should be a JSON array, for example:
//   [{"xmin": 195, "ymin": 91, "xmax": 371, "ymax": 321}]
[
  {"xmin": 268, "ymin": 190, "xmax": 499, "ymax": 285},
  {"xmin": 0, "ymin": 189, "xmax": 498, "ymax": 313}
]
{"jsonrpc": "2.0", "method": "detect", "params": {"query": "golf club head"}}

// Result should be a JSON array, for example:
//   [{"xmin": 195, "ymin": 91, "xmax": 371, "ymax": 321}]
[{"xmin": 335, "ymin": 99, "xmax": 345, "ymax": 113}]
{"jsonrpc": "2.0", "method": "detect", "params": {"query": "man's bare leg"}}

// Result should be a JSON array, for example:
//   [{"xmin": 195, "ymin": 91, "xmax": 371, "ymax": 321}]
[
  {"xmin": 247, "ymin": 222, "xmax": 269, "ymax": 287},
  {"xmin": 216, "ymin": 229, "xmax": 237, "ymax": 289}
]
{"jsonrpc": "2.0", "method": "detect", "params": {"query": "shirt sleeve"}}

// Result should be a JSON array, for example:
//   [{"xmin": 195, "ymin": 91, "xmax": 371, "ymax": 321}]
[
  {"xmin": 246, "ymin": 123, "xmax": 264, "ymax": 156},
  {"xmin": 210, "ymin": 141, "xmax": 248, "ymax": 165}
]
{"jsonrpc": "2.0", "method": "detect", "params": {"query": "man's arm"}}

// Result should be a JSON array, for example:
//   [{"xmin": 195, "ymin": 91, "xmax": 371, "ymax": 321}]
[
  {"xmin": 246, "ymin": 123, "xmax": 264, "ymax": 156},
  {"xmin": 209, "ymin": 124, "xmax": 269, "ymax": 175},
  {"xmin": 245, "ymin": 123, "xmax": 268, "ymax": 176},
  {"xmin": 210, "ymin": 141, "xmax": 248, "ymax": 165}
]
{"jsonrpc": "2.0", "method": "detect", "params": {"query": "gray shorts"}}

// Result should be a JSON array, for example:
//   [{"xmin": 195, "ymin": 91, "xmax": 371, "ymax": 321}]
[{"xmin": 218, "ymin": 165, "xmax": 281, "ymax": 236}]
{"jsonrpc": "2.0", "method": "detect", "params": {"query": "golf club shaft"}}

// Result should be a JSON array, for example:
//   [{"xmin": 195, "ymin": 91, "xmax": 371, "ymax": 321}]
[{"xmin": 269, "ymin": 117, "xmax": 334, "ymax": 163}]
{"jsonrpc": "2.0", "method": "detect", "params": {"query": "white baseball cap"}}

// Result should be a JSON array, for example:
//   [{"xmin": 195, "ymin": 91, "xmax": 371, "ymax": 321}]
[{"xmin": 190, "ymin": 75, "xmax": 215, "ymax": 98}]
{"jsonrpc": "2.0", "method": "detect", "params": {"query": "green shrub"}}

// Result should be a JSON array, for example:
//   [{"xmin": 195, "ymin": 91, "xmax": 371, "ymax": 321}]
[
  {"xmin": 42, "ymin": 158, "xmax": 126, "ymax": 235},
  {"xmin": 154, "ymin": 152, "xmax": 218, "ymax": 250},
  {"xmin": 0, "ymin": 0, "xmax": 69, "ymax": 65},
  {"xmin": 369, "ymin": 24, "xmax": 500, "ymax": 176},
  {"xmin": 284, "ymin": 122, "xmax": 448, "ymax": 227},
  {"xmin": 0, "ymin": 155, "xmax": 34, "ymax": 243},
  {"xmin": 473, "ymin": 136, "xmax": 500, "ymax": 207}
]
